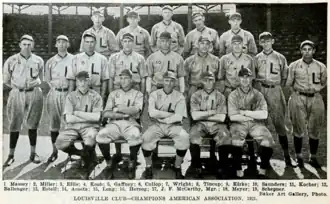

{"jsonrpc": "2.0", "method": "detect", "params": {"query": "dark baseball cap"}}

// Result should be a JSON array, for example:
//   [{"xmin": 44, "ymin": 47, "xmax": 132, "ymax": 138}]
[
  {"xmin": 20, "ymin": 34, "xmax": 34, "ymax": 42},
  {"xmin": 238, "ymin": 68, "xmax": 252, "ymax": 77},
  {"xmin": 119, "ymin": 69, "xmax": 133, "ymax": 78},
  {"xmin": 259, "ymin": 32, "xmax": 273, "ymax": 40},
  {"xmin": 159, "ymin": 32, "xmax": 172, "ymax": 40},
  {"xmin": 228, "ymin": 12, "xmax": 241, "ymax": 20},
  {"xmin": 198, "ymin": 35, "xmax": 212, "ymax": 43},
  {"xmin": 56, "ymin": 35, "xmax": 69, "ymax": 42},
  {"xmin": 163, "ymin": 71, "xmax": 177, "ymax": 80},
  {"xmin": 76, "ymin": 71, "xmax": 90, "ymax": 79},
  {"xmin": 300, "ymin": 40, "xmax": 315, "ymax": 49},
  {"xmin": 201, "ymin": 71, "xmax": 215, "ymax": 80},
  {"xmin": 122, "ymin": 33, "xmax": 134, "ymax": 41},
  {"xmin": 83, "ymin": 32, "xmax": 96, "ymax": 41},
  {"xmin": 231, "ymin": 35, "xmax": 243, "ymax": 43}
]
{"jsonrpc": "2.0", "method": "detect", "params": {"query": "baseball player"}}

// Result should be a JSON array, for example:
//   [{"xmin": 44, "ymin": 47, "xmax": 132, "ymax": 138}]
[
  {"xmin": 183, "ymin": 11, "xmax": 219, "ymax": 58},
  {"xmin": 73, "ymin": 32, "xmax": 109, "ymax": 103},
  {"xmin": 79, "ymin": 8, "xmax": 119, "ymax": 58},
  {"xmin": 44, "ymin": 35, "xmax": 75, "ymax": 163},
  {"xmin": 255, "ymin": 32, "xmax": 292, "ymax": 166},
  {"xmin": 146, "ymin": 31, "xmax": 185, "ymax": 95},
  {"xmin": 228, "ymin": 67, "xmax": 274, "ymax": 178},
  {"xmin": 150, "ymin": 5, "xmax": 185, "ymax": 55},
  {"xmin": 219, "ymin": 12, "xmax": 257, "ymax": 58},
  {"xmin": 189, "ymin": 71, "xmax": 231, "ymax": 179},
  {"xmin": 3, "ymin": 35, "xmax": 44, "ymax": 167},
  {"xmin": 218, "ymin": 35, "xmax": 255, "ymax": 98},
  {"xmin": 116, "ymin": 8, "xmax": 152, "ymax": 58},
  {"xmin": 55, "ymin": 71, "xmax": 103, "ymax": 179},
  {"xmin": 286, "ymin": 40, "xmax": 326, "ymax": 169},
  {"xmin": 142, "ymin": 71, "xmax": 190, "ymax": 179},
  {"xmin": 97, "ymin": 69, "xmax": 143, "ymax": 179}
]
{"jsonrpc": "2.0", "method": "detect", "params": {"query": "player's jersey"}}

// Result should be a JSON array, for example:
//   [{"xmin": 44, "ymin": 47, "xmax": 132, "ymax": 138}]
[
  {"xmin": 80, "ymin": 26, "xmax": 119, "ymax": 57},
  {"xmin": 286, "ymin": 59, "xmax": 327, "ymax": 93},
  {"xmin": 190, "ymin": 89, "xmax": 226, "ymax": 126},
  {"xmin": 109, "ymin": 51, "xmax": 147, "ymax": 87},
  {"xmin": 184, "ymin": 26, "xmax": 219, "ymax": 57},
  {"xmin": 184, "ymin": 53, "xmax": 220, "ymax": 86},
  {"xmin": 105, "ymin": 88, "xmax": 143, "ymax": 122},
  {"xmin": 255, "ymin": 50, "xmax": 288, "ymax": 85},
  {"xmin": 149, "ymin": 89, "xmax": 187, "ymax": 123},
  {"xmin": 150, "ymin": 20, "xmax": 185, "ymax": 54},
  {"xmin": 71, "ymin": 52, "xmax": 109, "ymax": 88},
  {"xmin": 3, "ymin": 53, "xmax": 44, "ymax": 89},
  {"xmin": 116, "ymin": 26, "xmax": 151, "ymax": 57},
  {"xmin": 146, "ymin": 50, "xmax": 185, "ymax": 87},
  {"xmin": 228, "ymin": 88, "xmax": 267, "ymax": 118},
  {"xmin": 218, "ymin": 53, "xmax": 255, "ymax": 88},
  {"xmin": 219, "ymin": 29, "xmax": 257, "ymax": 57},
  {"xmin": 63, "ymin": 89, "xmax": 103, "ymax": 130},
  {"xmin": 44, "ymin": 53, "xmax": 74, "ymax": 89}
]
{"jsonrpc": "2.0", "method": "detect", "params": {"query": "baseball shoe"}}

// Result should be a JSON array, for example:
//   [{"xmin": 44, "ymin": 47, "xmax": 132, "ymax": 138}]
[
  {"xmin": 3, "ymin": 155, "xmax": 15, "ymax": 167},
  {"xmin": 284, "ymin": 155, "xmax": 293, "ymax": 167},
  {"xmin": 145, "ymin": 167, "xmax": 153, "ymax": 179},
  {"xmin": 193, "ymin": 167, "xmax": 203, "ymax": 179},
  {"xmin": 47, "ymin": 150, "xmax": 58, "ymax": 163},
  {"xmin": 297, "ymin": 158, "xmax": 304, "ymax": 168},
  {"xmin": 112, "ymin": 153, "xmax": 123, "ymax": 163},
  {"xmin": 174, "ymin": 167, "xmax": 184, "ymax": 179},
  {"xmin": 309, "ymin": 158, "xmax": 321, "ymax": 169},
  {"xmin": 128, "ymin": 161, "xmax": 136, "ymax": 180},
  {"xmin": 30, "ymin": 153, "xmax": 41, "ymax": 164}
]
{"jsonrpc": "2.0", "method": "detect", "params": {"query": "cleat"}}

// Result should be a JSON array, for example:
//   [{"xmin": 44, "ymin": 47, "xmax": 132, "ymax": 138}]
[
  {"xmin": 128, "ymin": 161, "xmax": 136, "ymax": 180},
  {"xmin": 174, "ymin": 167, "xmax": 184, "ymax": 179},
  {"xmin": 112, "ymin": 153, "xmax": 123, "ymax": 163},
  {"xmin": 297, "ymin": 158, "xmax": 304, "ymax": 168},
  {"xmin": 309, "ymin": 158, "xmax": 322, "ymax": 169},
  {"xmin": 47, "ymin": 151, "xmax": 58, "ymax": 163},
  {"xmin": 145, "ymin": 167, "xmax": 153, "ymax": 179},
  {"xmin": 30, "ymin": 153, "xmax": 41, "ymax": 164},
  {"xmin": 3, "ymin": 155, "xmax": 15, "ymax": 167}
]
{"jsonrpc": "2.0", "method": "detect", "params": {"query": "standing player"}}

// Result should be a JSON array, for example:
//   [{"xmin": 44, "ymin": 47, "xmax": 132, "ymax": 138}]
[
  {"xmin": 73, "ymin": 33, "xmax": 109, "ymax": 103},
  {"xmin": 142, "ymin": 71, "xmax": 190, "ymax": 179},
  {"xmin": 286, "ymin": 40, "xmax": 326, "ymax": 168},
  {"xmin": 55, "ymin": 71, "xmax": 103, "ymax": 179},
  {"xmin": 97, "ymin": 69, "xmax": 143, "ymax": 179},
  {"xmin": 150, "ymin": 5, "xmax": 185, "ymax": 55},
  {"xmin": 3, "ymin": 35, "xmax": 44, "ymax": 166},
  {"xmin": 255, "ymin": 32, "xmax": 292, "ymax": 166},
  {"xmin": 146, "ymin": 32, "xmax": 185, "ymax": 94},
  {"xmin": 189, "ymin": 71, "xmax": 231, "ymax": 179},
  {"xmin": 228, "ymin": 68, "xmax": 274, "ymax": 178},
  {"xmin": 183, "ymin": 11, "xmax": 219, "ymax": 58},
  {"xmin": 219, "ymin": 12, "xmax": 257, "ymax": 58},
  {"xmin": 44, "ymin": 35, "xmax": 75, "ymax": 163},
  {"xmin": 80, "ymin": 8, "xmax": 119, "ymax": 58},
  {"xmin": 218, "ymin": 35, "xmax": 255, "ymax": 98},
  {"xmin": 116, "ymin": 9, "xmax": 152, "ymax": 58}
]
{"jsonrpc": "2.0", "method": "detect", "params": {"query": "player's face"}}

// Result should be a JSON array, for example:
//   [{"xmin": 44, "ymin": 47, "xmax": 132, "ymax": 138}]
[
  {"xmin": 193, "ymin": 16, "xmax": 205, "ymax": 27},
  {"xmin": 127, "ymin": 16, "xmax": 139, "ymax": 26},
  {"xmin": 198, "ymin": 40, "xmax": 211, "ymax": 53},
  {"xmin": 76, "ymin": 78, "xmax": 89, "ymax": 93},
  {"xmin": 239, "ymin": 75, "xmax": 252, "ymax": 87},
  {"xmin": 232, "ymin": 41, "xmax": 243, "ymax": 53},
  {"xmin": 162, "ymin": 10, "xmax": 173, "ymax": 21},
  {"xmin": 56, "ymin": 39, "xmax": 69, "ymax": 52},
  {"xmin": 19, "ymin": 39, "xmax": 33, "ymax": 54},
  {"xmin": 163, "ymin": 77, "xmax": 176, "ymax": 92},
  {"xmin": 301, "ymin": 45, "xmax": 315, "ymax": 59},
  {"xmin": 120, "ymin": 75, "xmax": 133, "ymax": 89},
  {"xmin": 83, "ymin": 37, "xmax": 96, "ymax": 53},
  {"xmin": 122, "ymin": 39, "xmax": 134, "ymax": 52},
  {"xmin": 159, "ymin": 38, "xmax": 171, "ymax": 50},
  {"xmin": 91, "ymin": 15, "xmax": 104, "ymax": 27},
  {"xmin": 202, "ymin": 78, "xmax": 215, "ymax": 91},
  {"xmin": 259, "ymin": 38, "xmax": 274, "ymax": 51},
  {"xmin": 229, "ymin": 18, "xmax": 241, "ymax": 30}
]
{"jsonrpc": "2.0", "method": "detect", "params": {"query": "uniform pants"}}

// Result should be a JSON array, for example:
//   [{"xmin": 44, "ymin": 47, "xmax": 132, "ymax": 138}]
[
  {"xmin": 55, "ymin": 127, "xmax": 98, "ymax": 150},
  {"xmin": 45, "ymin": 88, "xmax": 68, "ymax": 131}
]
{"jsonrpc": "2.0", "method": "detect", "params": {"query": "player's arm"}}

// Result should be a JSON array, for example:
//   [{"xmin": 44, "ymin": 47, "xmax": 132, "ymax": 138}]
[
  {"xmin": 218, "ymin": 34, "xmax": 226, "ymax": 58},
  {"xmin": 320, "ymin": 64, "xmax": 327, "ymax": 90},
  {"xmin": 74, "ymin": 95, "xmax": 103, "ymax": 122},
  {"xmin": 101, "ymin": 56, "xmax": 110, "ymax": 101},
  {"xmin": 280, "ymin": 55, "xmax": 289, "ymax": 87},
  {"xmin": 38, "ymin": 58, "xmax": 45, "ymax": 82},
  {"xmin": 247, "ymin": 32, "xmax": 258, "ymax": 57},
  {"xmin": 102, "ymin": 92, "xmax": 129, "ymax": 119},
  {"xmin": 285, "ymin": 62, "xmax": 295, "ymax": 94},
  {"xmin": 145, "ymin": 56, "xmax": 153, "ymax": 94},
  {"xmin": 108, "ymin": 56, "xmax": 116, "ymax": 93},
  {"xmin": 144, "ymin": 30, "xmax": 153, "ymax": 58},
  {"xmin": 3, "ymin": 58, "xmax": 12, "ymax": 88},
  {"xmin": 183, "ymin": 33, "xmax": 191, "ymax": 59},
  {"xmin": 218, "ymin": 56, "xmax": 226, "ymax": 93},
  {"xmin": 160, "ymin": 97, "xmax": 186, "ymax": 124},
  {"xmin": 68, "ymin": 56, "xmax": 77, "ymax": 92},
  {"xmin": 63, "ymin": 95, "xmax": 87, "ymax": 123},
  {"xmin": 116, "ymin": 30, "xmax": 123, "ymax": 50},
  {"xmin": 150, "ymin": 25, "xmax": 158, "ymax": 53},
  {"xmin": 117, "ymin": 92, "xmax": 143, "ymax": 115},
  {"xmin": 213, "ymin": 31, "xmax": 220, "ymax": 55},
  {"xmin": 177, "ymin": 24, "xmax": 185, "ymax": 55},
  {"xmin": 79, "ymin": 31, "xmax": 86, "ymax": 53},
  {"xmin": 148, "ymin": 94, "xmax": 173, "ymax": 119},
  {"xmin": 108, "ymin": 30, "xmax": 119, "ymax": 55},
  {"xmin": 139, "ymin": 57, "xmax": 147, "ymax": 94},
  {"xmin": 206, "ymin": 95, "xmax": 227, "ymax": 122},
  {"xmin": 44, "ymin": 60, "xmax": 51, "ymax": 83},
  {"xmin": 178, "ymin": 57, "xmax": 185, "ymax": 93},
  {"xmin": 228, "ymin": 94, "xmax": 253, "ymax": 122},
  {"xmin": 190, "ymin": 93, "xmax": 217, "ymax": 120},
  {"xmin": 241, "ymin": 94, "xmax": 268, "ymax": 120}
]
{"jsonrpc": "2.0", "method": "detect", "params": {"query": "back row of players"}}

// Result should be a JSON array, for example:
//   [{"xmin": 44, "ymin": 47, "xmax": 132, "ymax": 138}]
[{"xmin": 3, "ymin": 6, "xmax": 326, "ymax": 180}]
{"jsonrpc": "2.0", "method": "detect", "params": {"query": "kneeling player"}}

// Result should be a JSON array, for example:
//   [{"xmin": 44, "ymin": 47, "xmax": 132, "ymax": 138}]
[
  {"xmin": 142, "ymin": 71, "xmax": 189, "ymax": 179},
  {"xmin": 96, "ymin": 69, "xmax": 143, "ymax": 179},
  {"xmin": 228, "ymin": 68, "xmax": 274, "ymax": 178},
  {"xmin": 189, "ymin": 71, "xmax": 231, "ymax": 179}
]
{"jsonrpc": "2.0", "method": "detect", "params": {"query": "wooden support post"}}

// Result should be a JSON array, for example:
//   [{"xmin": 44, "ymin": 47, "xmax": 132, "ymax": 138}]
[
  {"xmin": 148, "ymin": 6, "xmax": 151, "ymax": 21},
  {"xmin": 187, "ymin": 3, "xmax": 192, "ymax": 32},
  {"xmin": 76, "ymin": 6, "xmax": 78, "ymax": 15},
  {"xmin": 48, "ymin": 3, "xmax": 53, "ymax": 55},
  {"xmin": 120, "ymin": 3, "xmax": 124, "ymax": 29},
  {"xmin": 266, "ymin": 4, "xmax": 271, "ymax": 32}
]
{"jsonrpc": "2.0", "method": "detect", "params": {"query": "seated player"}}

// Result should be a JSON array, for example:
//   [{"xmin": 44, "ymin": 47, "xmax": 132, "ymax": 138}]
[
  {"xmin": 142, "ymin": 71, "xmax": 190, "ymax": 179},
  {"xmin": 55, "ymin": 71, "xmax": 103, "ymax": 179},
  {"xmin": 228, "ymin": 68, "xmax": 274, "ymax": 179},
  {"xmin": 189, "ymin": 71, "xmax": 231, "ymax": 179},
  {"xmin": 96, "ymin": 69, "xmax": 143, "ymax": 179}
]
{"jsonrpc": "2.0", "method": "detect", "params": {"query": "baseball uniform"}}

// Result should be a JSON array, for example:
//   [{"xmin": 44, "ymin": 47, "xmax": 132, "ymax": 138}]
[
  {"xmin": 55, "ymin": 89, "xmax": 103, "ymax": 150},
  {"xmin": 80, "ymin": 26, "xmax": 119, "ymax": 58},
  {"xmin": 184, "ymin": 26, "xmax": 219, "ymax": 57},
  {"xmin": 218, "ymin": 53, "xmax": 255, "ymax": 97},
  {"xmin": 116, "ymin": 26, "xmax": 152, "ymax": 58},
  {"xmin": 286, "ymin": 58, "xmax": 326, "ymax": 139},
  {"xmin": 228, "ymin": 88, "xmax": 274, "ymax": 147},
  {"xmin": 4, "ymin": 53, "xmax": 44, "ymax": 132},
  {"xmin": 96, "ymin": 88, "xmax": 143, "ymax": 146},
  {"xmin": 109, "ymin": 51, "xmax": 147, "ymax": 91},
  {"xmin": 71, "ymin": 52, "xmax": 109, "ymax": 94},
  {"xmin": 146, "ymin": 50, "xmax": 185, "ymax": 91},
  {"xmin": 142, "ymin": 89, "xmax": 189, "ymax": 151},
  {"xmin": 219, "ymin": 29, "xmax": 257, "ymax": 58},
  {"xmin": 190, "ymin": 89, "xmax": 231, "ymax": 146},
  {"xmin": 44, "ymin": 53, "xmax": 74, "ymax": 131},
  {"xmin": 150, "ymin": 21, "xmax": 185, "ymax": 54}
]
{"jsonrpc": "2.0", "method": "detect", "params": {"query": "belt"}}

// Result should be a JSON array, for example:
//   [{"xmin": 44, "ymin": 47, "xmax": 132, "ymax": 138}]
[
  {"xmin": 55, "ymin": 88, "xmax": 68, "ymax": 92},
  {"xmin": 261, "ymin": 83, "xmax": 275, "ymax": 88},
  {"xmin": 18, "ymin": 88, "xmax": 34, "ymax": 92},
  {"xmin": 299, "ymin": 92, "xmax": 315, "ymax": 97}
]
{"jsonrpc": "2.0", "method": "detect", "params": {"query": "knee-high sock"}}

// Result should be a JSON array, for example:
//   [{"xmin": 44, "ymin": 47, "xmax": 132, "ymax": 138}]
[
  {"xmin": 189, "ymin": 144, "xmax": 201, "ymax": 167},
  {"xmin": 98, "ymin": 143, "xmax": 111, "ymax": 161},
  {"xmin": 9, "ymin": 132, "xmax": 19, "ymax": 155},
  {"xmin": 28, "ymin": 129, "xmax": 37, "ymax": 154},
  {"xmin": 129, "ymin": 144, "xmax": 141, "ymax": 162}
]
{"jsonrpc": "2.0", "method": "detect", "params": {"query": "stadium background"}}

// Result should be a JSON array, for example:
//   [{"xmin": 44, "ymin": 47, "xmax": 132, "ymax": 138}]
[{"xmin": 2, "ymin": 3, "xmax": 327, "ymax": 179}]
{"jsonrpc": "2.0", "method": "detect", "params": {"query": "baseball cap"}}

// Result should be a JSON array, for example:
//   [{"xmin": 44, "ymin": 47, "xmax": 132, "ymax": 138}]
[
  {"xmin": 122, "ymin": 33, "xmax": 134, "ymax": 41},
  {"xmin": 56, "ymin": 35, "xmax": 69, "ymax": 42},
  {"xmin": 76, "ymin": 71, "xmax": 90, "ymax": 79},
  {"xmin": 300, "ymin": 40, "xmax": 315, "ymax": 49},
  {"xmin": 228, "ymin": 12, "xmax": 242, "ymax": 20},
  {"xmin": 127, "ymin": 8, "xmax": 139, "ymax": 18},
  {"xmin": 201, "ymin": 71, "xmax": 215, "ymax": 80},
  {"xmin": 238, "ymin": 68, "xmax": 253, "ymax": 77},
  {"xmin": 163, "ymin": 71, "xmax": 177, "ymax": 80},
  {"xmin": 159, "ymin": 32, "xmax": 172, "ymax": 39},
  {"xmin": 20, "ymin": 34, "xmax": 34, "ymax": 42},
  {"xmin": 92, "ymin": 8, "xmax": 104, "ymax": 17},
  {"xmin": 198, "ymin": 35, "xmax": 212, "ymax": 43},
  {"xmin": 83, "ymin": 32, "xmax": 97, "ymax": 41},
  {"xmin": 192, "ymin": 11, "xmax": 204, "ymax": 19},
  {"xmin": 259, "ymin": 32, "xmax": 273, "ymax": 40},
  {"xmin": 231, "ymin": 35, "xmax": 243, "ymax": 43},
  {"xmin": 162, "ymin": 5, "xmax": 173, "ymax": 12},
  {"xmin": 119, "ymin": 69, "xmax": 133, "ymax": 78}
]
